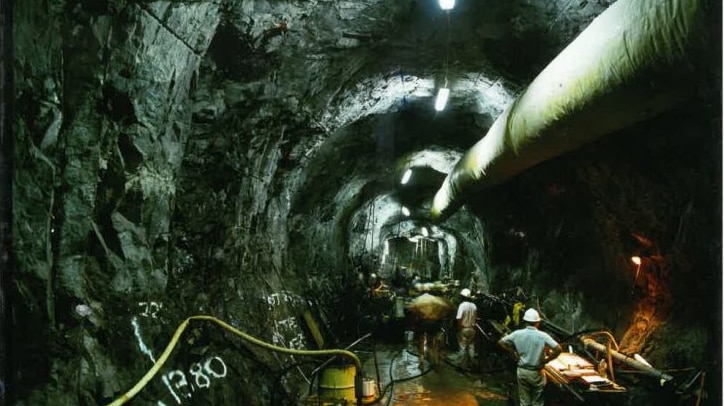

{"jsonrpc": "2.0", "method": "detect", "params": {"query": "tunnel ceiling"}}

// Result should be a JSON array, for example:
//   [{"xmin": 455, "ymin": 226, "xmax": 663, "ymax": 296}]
[{"xmin": 193, "ymin": 0, "xmax": 616, "ymax": 255}]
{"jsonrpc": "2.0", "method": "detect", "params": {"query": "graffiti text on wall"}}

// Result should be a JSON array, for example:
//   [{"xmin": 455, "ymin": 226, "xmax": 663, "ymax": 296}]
[{"xmin": 159, "ymin": 356, "xmax": 228, "ymax": 404}]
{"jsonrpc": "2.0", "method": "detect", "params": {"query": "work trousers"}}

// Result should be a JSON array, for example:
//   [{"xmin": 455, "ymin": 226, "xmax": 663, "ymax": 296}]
[
  {"xmin": 516, "ymin": 367, "xmax": 546, "ymax": 406},
  {"xmin": 457, "ymin": 327, "xmax": 476, "ymax": 367},
  {"xmin": 416, "ymin": 320, "xmax": 443, "ymax": 366}
]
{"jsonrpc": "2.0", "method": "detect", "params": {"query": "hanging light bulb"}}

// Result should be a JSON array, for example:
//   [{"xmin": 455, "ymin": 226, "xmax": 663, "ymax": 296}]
[
  {"xmin": 631, "ymin": 255, "xmax": 643, "ymax": 285},
  {"xmin": 401, "ymin": 206, "xmax": 411, "ymax": 217},
  {"xmin": 434, "ymin": 87, "xmax": 450, "ymax": 111},
  {"xmin": 439, "ymin": 0, "xmax": 455, "ymax": 10},
  {"xmin": 401, "ymin": 168, "xmax": 412, "ymax": 184}
]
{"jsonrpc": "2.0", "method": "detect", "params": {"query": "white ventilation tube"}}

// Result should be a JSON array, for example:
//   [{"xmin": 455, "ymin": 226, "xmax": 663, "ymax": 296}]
[{"xmin": 431, "ymin": 0, "xmax": 711, "ymax": 221}]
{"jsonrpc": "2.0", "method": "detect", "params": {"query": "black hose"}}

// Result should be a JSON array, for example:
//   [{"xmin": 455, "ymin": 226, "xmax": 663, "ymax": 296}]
[
  {"xmin": 362, "ymin": 348, "xmax": 435, "ymax": 406},
  {"xmin": 384, "ymin": 350, "xmax": 399, "ymax": 406},
  {"xmin": 371, "ymin": 337, "xmax": 382, "ymax": 397},
  {"xmin": 272, "ymin": 360, "xmax": 320, "ymax": 405},
  {"xmin": 394, "ymin": 350, "xmax": 435, "ymax": 383}
]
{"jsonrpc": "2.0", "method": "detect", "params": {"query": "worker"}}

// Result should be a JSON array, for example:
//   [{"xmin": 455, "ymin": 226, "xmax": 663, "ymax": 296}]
[
  {"xmin": 369, "ymin": 273, "xmax": 388, "ymax": 297},
  {"xmin": 406, "ymin": 293, "xmax": 451, "ymax": 368},
  {"xmin": 456, "ymin": 288, "xmax": 477, "ymax": 369},
  {"xmin": 498, "ymin": 308, "xmax": 563, "ymax": 406}
]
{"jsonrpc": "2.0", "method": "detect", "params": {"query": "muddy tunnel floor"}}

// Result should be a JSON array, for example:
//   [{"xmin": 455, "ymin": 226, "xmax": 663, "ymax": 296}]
[
  {"xmin": 359, "ymin": 347, "xmax": 512, "ymax": 405},
  {"xmin": 302, "ymin": 340, "xmax": 700, "ymax": 406}
]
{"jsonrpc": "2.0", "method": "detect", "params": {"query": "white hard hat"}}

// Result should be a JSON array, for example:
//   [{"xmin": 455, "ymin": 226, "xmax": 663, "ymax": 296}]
[
  {"xmin": 460, "ymin": 288, "xmax": 471, "ymax": 298},
  {"xmin": 523, "ymin": 308, "xmax": 541, "ymax": 323}
]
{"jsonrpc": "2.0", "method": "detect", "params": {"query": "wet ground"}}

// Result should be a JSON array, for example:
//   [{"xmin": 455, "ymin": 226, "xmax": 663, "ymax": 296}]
[
  {"xmin": 302, "ymin": 337, "xmax": 518, "ymax": 406},
  {"xmin": 356, "ymin": 343, "xmax": 516, "ymax": 406},
  {"xmin": 314, "ymin": 304, "xmax": 717, "ymax": 406},
  {"xmin": 303, "ymin": 339, "xmax": 707, "ymax": 406}
]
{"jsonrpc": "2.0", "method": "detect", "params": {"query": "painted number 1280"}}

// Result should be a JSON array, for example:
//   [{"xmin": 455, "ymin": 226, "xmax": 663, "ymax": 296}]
[{"xmin": 160, "ymin": 356, "xmax": 228, "ymax": 404}]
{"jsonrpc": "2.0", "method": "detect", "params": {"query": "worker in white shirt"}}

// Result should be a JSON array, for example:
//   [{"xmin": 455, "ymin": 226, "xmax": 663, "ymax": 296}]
[
  {"xmin": 456, "ymin": 288, "xmax": 477, "ymax": 369},
  {"xmin": 498, "ymin": 308, "xmax": 562, "ymax": 406}
]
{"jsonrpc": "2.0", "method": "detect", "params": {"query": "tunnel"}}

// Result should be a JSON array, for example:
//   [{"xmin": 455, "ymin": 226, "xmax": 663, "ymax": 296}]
[{"xmin": 2, "ymin": 0, "xmax": 722, "ymax": 405}]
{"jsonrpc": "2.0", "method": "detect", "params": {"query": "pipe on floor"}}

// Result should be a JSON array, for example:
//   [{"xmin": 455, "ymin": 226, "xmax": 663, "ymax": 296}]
[
  {"xmin": 582, "ymin": 337, "xmax": 674, "ymax": 385},
  {"xmin": 431, "ymin": 0, "xmax": 711, "ymax": 221}
]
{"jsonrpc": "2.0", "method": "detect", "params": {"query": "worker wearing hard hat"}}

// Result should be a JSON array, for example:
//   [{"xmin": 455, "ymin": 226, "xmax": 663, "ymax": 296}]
[
  {"xmin": 455, "ymin": 288, "xmax": 477, "ymax": 369},
  {"xmin": 497, "ymin": 308, "xmax": 563, "ymax": 406}
]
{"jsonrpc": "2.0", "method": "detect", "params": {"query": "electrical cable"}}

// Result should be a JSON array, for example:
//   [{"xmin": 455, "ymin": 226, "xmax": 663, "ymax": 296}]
[
  {"xmin": 387, "ymin": 351, "xmax": 424, "ymax": 405},
  {"xmin": 310, "ymin": 332, "xmax": 372, "ymax": 377},
  {"xmin": 371, "ymin": 337, "xmax": 383, "ymax": 398},
  {"xmin": 304, "ymin": 332, "xmax": 375, "ymax": 403},
  {"xmin": 105, "ymin": 315, "xmax": 363, "ymax": 406},
  {"xmin": 272, "ymin": 360, "xmax": 321, "ymax": 405},
  {"xmin": 369, "ymin": 344, "xmax": 397, "ymax": 406},
  {"xmin": 396, "ymin": 349, "xmax": 435, "ymax": 383},
  {"xmin": 441, "ymin": 9, "xmax": 451, "ymax": 89},
  {"xmin": 362, "ymin": 348, "xmax": 434, "ymax": 406},
  {"xmin": 384, "ymin": 350, "xmax": 400, "ymax": 406}
]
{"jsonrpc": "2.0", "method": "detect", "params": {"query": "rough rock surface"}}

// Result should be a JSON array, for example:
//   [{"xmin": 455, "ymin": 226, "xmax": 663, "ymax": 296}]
[{"xmin": 8, "ymin": 0, "xmax": 721, "ymax": 405}]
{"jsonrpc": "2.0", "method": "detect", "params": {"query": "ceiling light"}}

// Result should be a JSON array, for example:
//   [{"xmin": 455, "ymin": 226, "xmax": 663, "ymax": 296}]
[
  {"xmin": 631, "ymin": 255, "xmax": 643, "ymax": 286},
  {"xmin": 400, "ymin": 168, "xmax": 412, "ymax": 184},
  {"xmin": 401, "ymin": 206, "xmax": 410, "ymax": 217},
  {"xmin": 439, "ymin": 0, "xmax": 455, "ymax": 10},
  {"xmin": 434, "ymin": 87, "xmax": 450, "ymax": 111}
]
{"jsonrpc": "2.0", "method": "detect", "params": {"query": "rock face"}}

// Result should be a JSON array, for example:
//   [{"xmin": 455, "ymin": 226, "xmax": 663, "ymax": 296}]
[{"xmin": 8, "ymin": 0, "xmax": 722, "ymax": 405}]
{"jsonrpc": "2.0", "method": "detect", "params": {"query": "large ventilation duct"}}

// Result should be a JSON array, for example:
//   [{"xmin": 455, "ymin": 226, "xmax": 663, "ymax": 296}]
[{"xmin": 431, "ymin": 0, "xmax": 712, "ymax": 221}]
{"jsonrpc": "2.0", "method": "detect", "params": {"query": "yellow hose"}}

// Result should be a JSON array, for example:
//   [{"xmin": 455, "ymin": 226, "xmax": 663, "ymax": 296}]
[{"xmin": 106, "ymin": 315, "xmax": 362, "ymax": 406}]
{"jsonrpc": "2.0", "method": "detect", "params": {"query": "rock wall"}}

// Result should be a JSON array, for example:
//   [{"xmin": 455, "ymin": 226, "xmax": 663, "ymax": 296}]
[
  {"xmin": 9, "ymin": 1, "xmax": 275, "ymax": 404},
  {"xmin": 467, "ymin": 102, "xmax": 721, "ymax": 373},
  {"xmin": 8, "ymin": 0, "xmax": 720, "ymax": 405}
]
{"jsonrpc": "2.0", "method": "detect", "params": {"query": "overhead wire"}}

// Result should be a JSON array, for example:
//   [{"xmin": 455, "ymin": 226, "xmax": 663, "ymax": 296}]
[
  {"xmin": 362, "ymin": 348, "xmax": 434, "ymax": 405},
  {"xmin": 445, "ymin": 10, "xmax": 451, "ymax": 86}
]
